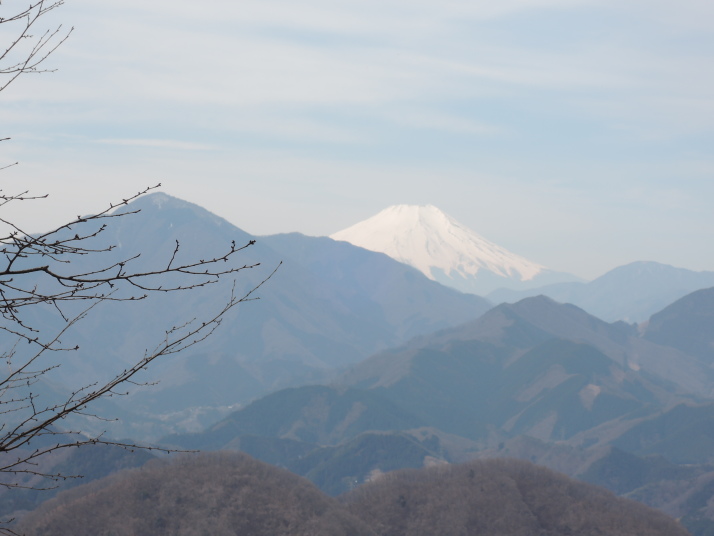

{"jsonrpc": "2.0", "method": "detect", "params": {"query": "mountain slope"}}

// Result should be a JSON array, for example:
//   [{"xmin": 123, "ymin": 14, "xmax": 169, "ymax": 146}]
[
  {"xmin": 165, "ymin": 385, "xmax": 425, "ymax": 450},
  {"xmin": 147, "ymin": 291, "xmax": 714, "ymax": 532},
  {"xmin": 343, "ymin": 458, "xmax": 690, "ymax": 536},
  {"xmin": 489, "ymin": 261, "xmax": 714, "ymax": 322},
  {"xmin": 260, "ymin": 233, "xmax": 492, "ymax": 342},
  {"xmin": 643, "ymin": 287, "xmax": 714, "ymax": 364},
  {"xmin": 16, "ymin": 455, "xmax": 688, "ymax": 536},
  {"xmin": 331, "ymin": 205, "xmax": 579, "ymax": 295},
  {"xmin": 6, "ymin": 193, "xmax": 492, "ymax": 440},
  {"xmin": 341, "ymin": 336, "xmax": 669, "ymax": 444},
  {"xmin": 16, "ymin": 452, "xmax": 375, "ymax": 536},
  {"xmin": 345, "ymin": 296, "xmax": 712, "ymax": 401},
  {"xmin": 14, "ymin": 452, "xmax": 690, "ymax": 536},
  {"xmin": 171, "ymin": 296, "xmax": 707, "ymax": 454}
]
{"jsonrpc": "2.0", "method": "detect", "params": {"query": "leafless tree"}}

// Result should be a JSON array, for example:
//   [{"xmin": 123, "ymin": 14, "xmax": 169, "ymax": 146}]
[
  {"xmin": 1, "ymin": 1, "xmax": 72, "ymax": 170},
  {"xmin": 0, "ymin": 188, "xmax": 274, "ymax": 534},
  {"xmin": 0, "ymin": 3, "xmax": 274, "ymax": 532},
  {"xmin": 0, "ymin": 1, "xmax": 70, "ymax": 87}
]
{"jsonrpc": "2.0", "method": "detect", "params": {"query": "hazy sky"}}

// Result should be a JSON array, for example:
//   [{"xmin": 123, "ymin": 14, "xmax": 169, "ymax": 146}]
[{"xmin": 2, "ymin": 0, "xmax": 713, "ymax": 279}]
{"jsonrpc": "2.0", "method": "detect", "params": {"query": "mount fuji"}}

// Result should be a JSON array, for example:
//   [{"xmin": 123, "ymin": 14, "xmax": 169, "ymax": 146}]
[{"xmin": 330, "ymin": 205, "xmax": 580, "ymax": 295}]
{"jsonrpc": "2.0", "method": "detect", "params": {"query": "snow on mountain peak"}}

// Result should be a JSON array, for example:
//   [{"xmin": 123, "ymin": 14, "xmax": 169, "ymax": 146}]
[{"xmin": 330, "ymin": 204, "xmax": 545, "ymax": 283}]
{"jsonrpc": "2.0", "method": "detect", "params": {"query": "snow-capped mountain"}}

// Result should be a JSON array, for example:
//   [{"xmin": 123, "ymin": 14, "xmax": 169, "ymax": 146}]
[{"xmin": 330, "ymin": 204, "xmax": 579, "ymax": 295}]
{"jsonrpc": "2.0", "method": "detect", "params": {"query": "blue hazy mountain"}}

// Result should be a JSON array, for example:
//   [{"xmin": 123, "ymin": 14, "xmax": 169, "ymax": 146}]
[
  {"xmin": 345, "ymin": 295, "xmax": 713, "ymax": 401},
  {"xmin": 642, "ymin": 287, "xmax": 714, "ymax": 364},
  {"xmin": 488, "ymin": 261, "xmax": 714, "ymax": 322},
  {"xmin": 170, "ymin": 294, "xmax": 712, "ymax": 456},
  {"xmin": 11, "ymin": 193, "xmax": 491, "ymax": 440},
  {"xmin": 19, "ymin": 251, "xmax": 714, "ymax": 533}
]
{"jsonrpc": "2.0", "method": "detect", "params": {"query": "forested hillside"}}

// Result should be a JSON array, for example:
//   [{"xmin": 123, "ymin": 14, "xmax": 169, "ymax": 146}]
[
  {"xmin": 344, "ymin": 458, "xmax": 690, "ymax": 536},
  {"xmin": 16, "ymin": 453, "xmax": 689, "ymax": 536},
  {"xmin": 16, "ymin": 453, "xmax": 373, "ymax": 536}
]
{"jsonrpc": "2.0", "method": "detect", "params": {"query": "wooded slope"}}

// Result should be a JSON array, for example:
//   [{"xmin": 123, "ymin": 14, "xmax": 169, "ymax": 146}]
[{"xmin": 17, "ymin": 453, "xmax": 689, "ymax": 536}]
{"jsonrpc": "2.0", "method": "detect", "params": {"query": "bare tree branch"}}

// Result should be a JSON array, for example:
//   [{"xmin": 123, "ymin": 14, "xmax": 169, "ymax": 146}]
[
  {"xmin": 0, "ymin": 1, "xmax": 73, "ymax": 93},
  {"xmin": 1, "ymin": 0, "xmax": 73, "ymax": 171},
  {"xmin": 0, "ymin": 6, "xmax": 277, "ymax": 524},
  {"xmin": 0, "ymin": 188, "xmax": 276, "ymax": 494}
]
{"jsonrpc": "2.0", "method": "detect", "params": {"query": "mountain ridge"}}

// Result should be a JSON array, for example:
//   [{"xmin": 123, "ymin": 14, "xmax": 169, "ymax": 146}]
[
  {"xmin": 7, "ymin": 192, "xmax": 493, "ymax": 440},
  {"xmin": 489, "ymin": 261, "xmax": 714, "ymax": 322},
  {"xmin": 16, "ymin": 453, "xmax": 689, "ymax": 536},
  {"xmin": 330, "ymin": 204, "xmax": 580, "ymax": 295}
]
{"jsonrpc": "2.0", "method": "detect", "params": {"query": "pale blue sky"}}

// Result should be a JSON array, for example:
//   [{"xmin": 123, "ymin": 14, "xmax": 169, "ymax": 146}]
[{"xmin": 2, "ymin": 0, "xmax": 713, "ymax": 279}]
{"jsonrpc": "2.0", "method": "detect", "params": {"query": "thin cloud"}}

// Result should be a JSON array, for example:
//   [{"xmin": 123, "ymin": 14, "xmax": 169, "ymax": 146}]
[
  {"xmin": 97, "ymin": 139, "xmax": 215, "ymax": 151},
  {"xmin": 5, "ymin": 0, "xmax": 714, "ymax": 278},
  {"xmin": 383, "ymin": 108, "xmax": 504, "ymax": 136}
]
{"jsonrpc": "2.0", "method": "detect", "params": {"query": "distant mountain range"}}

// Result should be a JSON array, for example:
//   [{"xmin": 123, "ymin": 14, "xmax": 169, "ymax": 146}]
[
  {"xmin": 330, "ymin": 205, "xmax": 714, "ymax": 323},
  {"xmin": 169, "ymin": 292, "xmax": 713, "ymax": 455},
  {"xmin": 8, "ymin": 193, "xmax": 714, "ymax": 535},
  {"xmin": 4, "ymin": 193, "xmax": 491, "ymax": 440},
  {"xmin": 37, "ymin": 193, "xmax": 712, "ymax": 445},
  {"xmin": 162, "ymin": 287, "xmax": 714, "ymax": 534},
  {"xmin": 489, "ymin": 261, "xmax": 714, "ymax": 322},
  {"xmin": 331, "ymin": 204, "xmax": 581, "ymax": 295}
]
